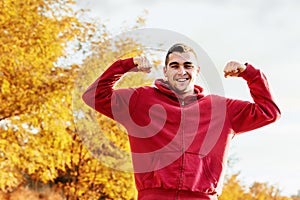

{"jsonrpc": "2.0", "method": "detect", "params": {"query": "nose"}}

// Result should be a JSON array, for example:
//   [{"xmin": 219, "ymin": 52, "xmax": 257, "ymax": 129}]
[{"xmin": 178, "ymin": 66, "xmax": 187, "ymax": 75}]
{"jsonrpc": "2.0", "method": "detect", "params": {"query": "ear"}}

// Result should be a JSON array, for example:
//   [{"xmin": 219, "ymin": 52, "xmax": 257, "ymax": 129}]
[
  {"xmin": 196, "ymin": 66, "xmax": 200, "ymax": 75},
  {"xmin": 163, "ymin": 66, "xmax": 167, "ymax": 77}
]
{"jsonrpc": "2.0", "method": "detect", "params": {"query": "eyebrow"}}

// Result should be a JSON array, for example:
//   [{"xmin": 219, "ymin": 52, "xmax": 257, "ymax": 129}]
[{"xmin": 169, "ymin": 61, "xmax": 193, "ymax": 65}]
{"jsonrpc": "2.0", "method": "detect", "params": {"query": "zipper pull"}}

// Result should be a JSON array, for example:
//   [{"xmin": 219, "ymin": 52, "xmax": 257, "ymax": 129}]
[{"xmin": 181, "ymin": 101, "xmax": 185, "ymax": 106}]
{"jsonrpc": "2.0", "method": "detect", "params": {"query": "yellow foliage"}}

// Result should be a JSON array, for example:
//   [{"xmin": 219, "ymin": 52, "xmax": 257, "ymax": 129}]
[
  {"xmin": 0, "ymin": 0, "xmax": 151, "ymax": 199},
  {"xmin": 0, "ymin": 0, "xmax": 93, "ymax": 121},
  {"xmin": 219, "ymin": 173, "xmax": 293, "ymax": 200}
]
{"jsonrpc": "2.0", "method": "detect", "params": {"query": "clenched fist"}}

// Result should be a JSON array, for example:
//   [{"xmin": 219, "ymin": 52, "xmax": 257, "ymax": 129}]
[
  {"xmin": 223, "ymin": 61, "xmax": 246, "ymax": 78},
  {"xmin": 133, "ymin": 56, "xmax": 152, "ymax": 73}
]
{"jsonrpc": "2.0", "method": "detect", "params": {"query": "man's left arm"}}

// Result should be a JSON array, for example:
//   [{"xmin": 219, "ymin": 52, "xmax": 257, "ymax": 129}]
[{"xmin": 224, "ymin": 61, "xmax": 281, "ymax": 133}]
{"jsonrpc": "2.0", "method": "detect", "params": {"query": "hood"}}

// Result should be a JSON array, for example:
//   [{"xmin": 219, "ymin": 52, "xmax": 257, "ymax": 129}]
[{"xmin": 154, "ymin": 79, "xmax": 205, "ymax": 104}]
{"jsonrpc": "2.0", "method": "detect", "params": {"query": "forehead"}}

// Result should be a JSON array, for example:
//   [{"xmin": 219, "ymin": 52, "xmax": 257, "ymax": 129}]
[{"xmin": 167, "ymin": 52, "xmax": 198, "ymax": 65}]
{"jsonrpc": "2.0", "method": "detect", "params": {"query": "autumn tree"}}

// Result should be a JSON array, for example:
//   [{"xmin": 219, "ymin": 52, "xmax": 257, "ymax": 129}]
[
  {"xmin": 0, "ymin": 0, "xmax": 94, "ymax": 191},
  {"xmin": 249, "ymin": 182, "xmax": 292, "ymax": 200},
  {"xmin": 0, "ymin": 0, "xmax": 153, "ymax": 198},
  {"xmin": 219, "ymin": 173, "xmax": 251, "ymax": 200},
  {"xmin": 0, "ymin": 0, "xmax": 94, "ymax": 120},
  {"xmin": 219, "ymin": 172, "xmax": 293, "ymax": 200}
]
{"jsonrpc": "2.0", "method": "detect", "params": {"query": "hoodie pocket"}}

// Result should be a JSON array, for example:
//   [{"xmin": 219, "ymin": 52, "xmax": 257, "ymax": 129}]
[
  {"xmin": 137, "ymin": 152, "xmax": 182, "ymax": 190},
  {"xmin": 182, "ymin": 153, "xmax": 218, "ymax": 193}
]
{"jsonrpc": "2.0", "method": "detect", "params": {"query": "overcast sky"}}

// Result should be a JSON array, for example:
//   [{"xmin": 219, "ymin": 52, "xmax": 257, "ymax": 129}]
[{"xmin": 76, "ymin": 0, "xmax": 300, "ymax": 196}]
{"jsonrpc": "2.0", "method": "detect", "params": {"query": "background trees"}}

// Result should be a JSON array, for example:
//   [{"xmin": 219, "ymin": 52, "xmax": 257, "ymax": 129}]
[
  {"xmin": 219, "ymin": 172, "xmax": 294, "ymax": 200},
  {"xmin": 0, "ymin": 0, "xmax": 152, "ymax": 199},
  {"xmin": 0, "ymin": 0, "xmax": 90, "ymax": 192}
]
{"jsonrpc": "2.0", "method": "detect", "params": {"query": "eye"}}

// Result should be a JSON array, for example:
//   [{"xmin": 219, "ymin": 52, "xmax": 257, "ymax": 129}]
[
  {"xmin": 170, "ymin": 65, "xmax": 179, "ymax": 69},
  {"xmin": 184, "ymin": 64, "xmax": 194, "ymax": 69}
]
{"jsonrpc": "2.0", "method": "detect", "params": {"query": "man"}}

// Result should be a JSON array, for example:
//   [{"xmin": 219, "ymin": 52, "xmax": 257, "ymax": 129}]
[{"xmin": 82, "ymin": 43, "xmax": 280, "ymax": 200}]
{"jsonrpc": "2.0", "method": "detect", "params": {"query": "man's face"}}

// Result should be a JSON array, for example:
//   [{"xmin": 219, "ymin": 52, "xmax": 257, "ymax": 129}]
[{"xmin": 163, "ymin": 51, "xmax": 200, "ymax": 98}]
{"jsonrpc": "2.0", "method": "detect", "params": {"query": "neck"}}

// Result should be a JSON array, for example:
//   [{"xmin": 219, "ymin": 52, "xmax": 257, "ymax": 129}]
[{"xmin": 174, "ymin": 90, "xmax": 195, "ymax": 100}]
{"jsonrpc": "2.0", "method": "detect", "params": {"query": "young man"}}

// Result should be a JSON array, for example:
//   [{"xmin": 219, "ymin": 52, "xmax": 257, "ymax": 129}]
[{"xmin": 82, "ymin": 43, "xmax": 280, "ymax": 200}]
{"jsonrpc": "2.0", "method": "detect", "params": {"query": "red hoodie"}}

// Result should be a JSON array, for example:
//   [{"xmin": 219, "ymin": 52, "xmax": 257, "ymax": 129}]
[{"xmin": 82, "ymin": 58, "xmax": 280, "ymax": 200}]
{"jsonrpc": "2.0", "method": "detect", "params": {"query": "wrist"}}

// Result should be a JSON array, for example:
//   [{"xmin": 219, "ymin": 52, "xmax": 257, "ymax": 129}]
[{"xmin": 133, "ymin": 57, "xmax": 139, "ymax": 66}]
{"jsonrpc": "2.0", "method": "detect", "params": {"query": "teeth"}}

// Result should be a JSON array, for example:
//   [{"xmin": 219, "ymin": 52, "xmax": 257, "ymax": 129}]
[{"xmin": 177, "ymin": 78, "xmax": 188, "ymax": 82}]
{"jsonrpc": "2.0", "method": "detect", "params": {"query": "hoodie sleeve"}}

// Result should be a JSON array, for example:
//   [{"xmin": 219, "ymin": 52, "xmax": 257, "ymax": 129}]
[
  {"xmin": 82, "ymin": 58, "xmax": 138, "ymax": 121},
  {"xmin": 226, "ymin": 64, "xmax": 281, "ymax": 133}
]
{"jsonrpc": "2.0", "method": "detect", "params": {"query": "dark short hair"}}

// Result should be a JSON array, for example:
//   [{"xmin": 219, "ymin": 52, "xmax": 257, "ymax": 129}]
[{"xmin": 165, "ymin": 43, "xmax": 198, "ymax": 66}]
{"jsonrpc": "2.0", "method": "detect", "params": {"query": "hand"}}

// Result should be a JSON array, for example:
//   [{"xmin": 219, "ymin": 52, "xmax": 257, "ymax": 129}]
[
  {"xmin": 223, "ymin": 61, "xmax": 246, "ymax": 78},
  {"xmin": 133, "ymin": 56, "xmax": 152, "ymax": 73}
]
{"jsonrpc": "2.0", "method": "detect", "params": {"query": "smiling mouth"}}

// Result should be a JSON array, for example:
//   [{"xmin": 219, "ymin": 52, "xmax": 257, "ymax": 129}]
[{"xmin": 176, "ymin": 78, "xmax": 189, "ymax": 82}]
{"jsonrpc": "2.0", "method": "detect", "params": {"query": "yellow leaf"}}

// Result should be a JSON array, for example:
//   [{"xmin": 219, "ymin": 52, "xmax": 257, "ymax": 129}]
[{"xmin": 1, "ymin": 79, "xmax": 10, "ymax": 94}]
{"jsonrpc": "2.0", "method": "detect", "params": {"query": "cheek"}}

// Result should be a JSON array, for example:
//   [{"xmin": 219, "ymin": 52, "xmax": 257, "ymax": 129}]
[{"xmin": 164, "ymin": 70, "xmax": 174, "ymax": 78}]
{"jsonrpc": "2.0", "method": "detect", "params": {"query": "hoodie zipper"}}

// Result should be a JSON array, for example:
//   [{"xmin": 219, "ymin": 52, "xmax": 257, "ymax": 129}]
[{"xmin": 176, "ymin": 100, "xmax": 185, "ymax": 200}]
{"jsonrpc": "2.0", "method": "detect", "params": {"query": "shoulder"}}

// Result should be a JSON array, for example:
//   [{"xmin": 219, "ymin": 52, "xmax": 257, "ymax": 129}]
[
  {"xmin": 204, "ymin": 94, "xmax": 227, "ymax": 101},
  {"xmin": 132, "ymin": 85, "xmax": 158, "ymax": 96}
]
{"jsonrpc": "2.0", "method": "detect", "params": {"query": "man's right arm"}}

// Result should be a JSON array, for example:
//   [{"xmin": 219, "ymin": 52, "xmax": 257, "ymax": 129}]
[{"xmin": 82, "ymin": 58, "xmax": 138, "ymax": 119}]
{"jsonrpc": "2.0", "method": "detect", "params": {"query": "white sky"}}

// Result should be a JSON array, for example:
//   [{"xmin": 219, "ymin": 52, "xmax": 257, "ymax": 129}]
[{"xmin": 76, "ymin": 0, "xmax": 300, "ymax": 196}]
